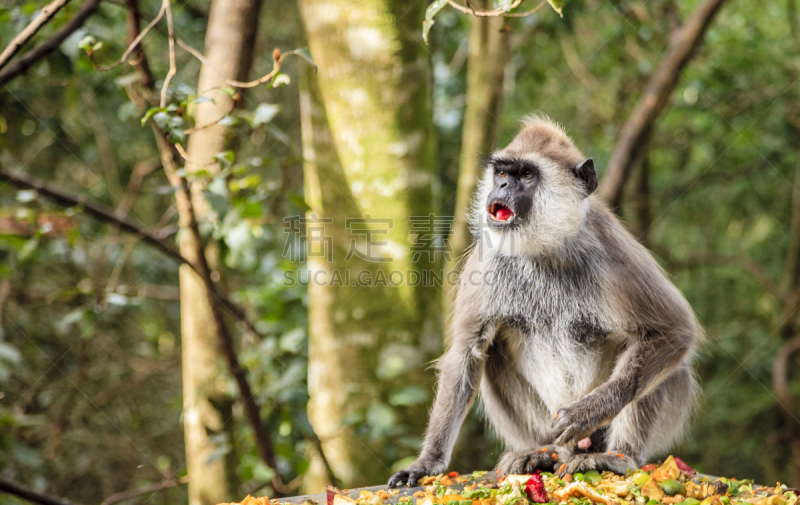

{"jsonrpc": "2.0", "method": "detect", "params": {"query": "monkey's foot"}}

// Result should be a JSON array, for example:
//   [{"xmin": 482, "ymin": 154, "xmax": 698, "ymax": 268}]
[
  {"xmin": 557, "ymin": 452, "xmax": 640, "ymax": 475},
  {"xmin": 495, "ymin": 446, "xmax": 573, "ymax": 474}
]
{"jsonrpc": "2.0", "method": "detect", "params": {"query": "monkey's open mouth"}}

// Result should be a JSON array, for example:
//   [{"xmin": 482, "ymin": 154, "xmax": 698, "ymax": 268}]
[{"xmin": 488, "ymin": 202, "xmax": 515, "ymax": 222}]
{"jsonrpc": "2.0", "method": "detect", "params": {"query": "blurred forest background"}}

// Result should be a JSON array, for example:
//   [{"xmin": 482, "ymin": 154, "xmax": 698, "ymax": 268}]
[{"xmin": 1, "ymin": 0, "xmax": 800, "ymax": 504}]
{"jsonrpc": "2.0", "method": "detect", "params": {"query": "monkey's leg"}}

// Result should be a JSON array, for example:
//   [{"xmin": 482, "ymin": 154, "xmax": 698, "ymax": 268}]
[
  {"xmin": 558, "ymin": 367, "xmax": 695, "ymax": 475},
  {"xmin": 388, "ymin": 321, "xmax": 498, "ymax": 487},
  {"xmin": 483, "ymin": 333, "xmax": 570, "ymax": 474}
]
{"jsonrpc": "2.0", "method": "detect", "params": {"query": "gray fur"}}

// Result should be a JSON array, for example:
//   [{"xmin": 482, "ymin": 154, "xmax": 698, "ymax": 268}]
[{"xmin": 388, "ymin": 116, "xmax": 700, "ymax": 487}]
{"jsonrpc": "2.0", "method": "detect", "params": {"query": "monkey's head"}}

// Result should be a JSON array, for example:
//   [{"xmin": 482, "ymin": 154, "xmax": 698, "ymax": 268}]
[{"xmin": 475, "ymin": 115, "xmax": 598, "ymax": 255}]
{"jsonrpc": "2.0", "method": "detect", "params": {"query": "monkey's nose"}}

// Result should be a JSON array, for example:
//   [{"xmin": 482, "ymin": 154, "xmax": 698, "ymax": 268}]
[{"xmin": 498, "ymin": 181, "xmax": 508, "ymax": 188}]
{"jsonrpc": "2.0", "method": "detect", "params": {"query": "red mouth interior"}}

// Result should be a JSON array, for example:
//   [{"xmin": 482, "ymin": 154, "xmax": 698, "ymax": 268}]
[{"xmin": 489, "ymin": 202, "xmax": 514, "ymax": 222}]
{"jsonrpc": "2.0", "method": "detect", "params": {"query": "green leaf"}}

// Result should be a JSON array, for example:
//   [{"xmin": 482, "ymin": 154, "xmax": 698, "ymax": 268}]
[
  {"xmin": 140, "ymin": 107, "xmax": 162, "ymax": 126},
  {"xmin": 193, "ymin": 96, "xmax": 214, "ymax": 104},
  {"xmin": 152, "ymin": 111, "xmax": 170, "ymax": 129},
  {"xmin": 422, "ymin": 0, "xmax": 449, "ymax": 45},
  {"xmin": 288, "ymin": 194, "xmax": 311, "ymax": 212},
  {"xmin": 203, "ymin": 189, "xmax": 229, "ymax": 219},
  {"xmin": 213, "ymin": 151, "xmax": 235, "ymax": 166},
  {"xmin": 168, "ymin": 128, "xmax": 185, "ymax": 144},
  {"xmin": 219, "ymin": 87, "xmax": 237, "ymax": 97},
  {"xmin": 547, "ymin": 0, "xmax": 564, "ymax": 17},
  {"xmin": 288, "ymin": 47, "xmax": 317, "ymax": 74}
]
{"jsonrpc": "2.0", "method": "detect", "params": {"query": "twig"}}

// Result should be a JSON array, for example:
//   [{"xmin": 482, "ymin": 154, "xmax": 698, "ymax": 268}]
[
  {"xmin": 176, "ymin": 39, "xmax": 287, "ymax": 88},
  {"xmin": 160, "ymin": 0, "xmax": 176, "ymax": 108},
  {"xmin": 99, "ymin": 476, "xmax": 189, "ymax": 505},
  {"xmin": 503, "ymin": 0, "xmax": 547, "ymax": 17},
  {"xmin": 446, "ymin": 0, "xmax": 547, "ymax": 17},
  {"xmin": 0, "ymin": 0, "xmax": 102, "ymax": 86},
  {"xmin": 0, "ymin": 477, "xmax": 82, "ymax": 505},
  {"xmin": 95, "ymin": 0, "xmax": 167, "ymax": 71},
  {"xmin": 0, "ymin": 0, "xmax": 72, "ymax": 71},
  {"xmin": 183, "ymin": 101, "xmax": 237, "ymax": 134}
]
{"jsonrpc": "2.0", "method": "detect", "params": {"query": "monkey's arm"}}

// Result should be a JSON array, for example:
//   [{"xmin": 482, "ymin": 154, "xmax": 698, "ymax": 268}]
[
  {"xmin": 388, "ymin": 311, "xmax": 496, "ymax": 487},
  {"xmin": 550, "ymin": 327, "xmax": 694, "ymax": 446}
]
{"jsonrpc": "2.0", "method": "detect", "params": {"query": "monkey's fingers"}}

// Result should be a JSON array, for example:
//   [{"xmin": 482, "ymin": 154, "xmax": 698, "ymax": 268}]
[
  {"xmin": 406, "ymin": 470, "xmax": 426, "ymax": 487},
  {"xmin": 388, "ymin": 470, "xmax": 409, "ymax": 488}
]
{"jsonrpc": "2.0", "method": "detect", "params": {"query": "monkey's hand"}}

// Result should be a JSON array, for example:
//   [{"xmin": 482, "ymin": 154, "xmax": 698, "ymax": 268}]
[
  {"xmin": 549, "ymin": 401, "xmax": 599, "ymax": 446},
  {"xmin": 388, "ymin": 457, "xmax": 447, "ymax": 488}
]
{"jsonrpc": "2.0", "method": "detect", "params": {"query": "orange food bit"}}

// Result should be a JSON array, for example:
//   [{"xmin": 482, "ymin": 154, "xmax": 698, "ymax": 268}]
[
  {"xmin": 557, "ymin": 463, "xmax": 566, "ymax": 474},
  {"xmin": 553, "ymin": 413, "xmax": 558, "ymax": 418},
  {"xmin": 447, "ymin": 471, "xmax": 459, "ymax": 478},
  {"xmin": 542, "ymin": 447, "xmax": 548, "ymax": 451},
  {"xmin": 551, "ymin": 453, "xmax": 559, "ymax": 460},
  {"xmin": 616, "ymin": 453, "xmax": 625, "ymax": 458}
]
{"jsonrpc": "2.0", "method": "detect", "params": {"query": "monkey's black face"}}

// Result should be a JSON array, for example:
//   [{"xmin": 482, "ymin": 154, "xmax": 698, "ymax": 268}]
[{"xmin": 486, "ymin": 158, "xmax": 538, "ymax": 229}]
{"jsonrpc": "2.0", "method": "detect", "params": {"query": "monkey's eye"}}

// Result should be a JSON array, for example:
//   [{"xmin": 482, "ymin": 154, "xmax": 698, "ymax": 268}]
[
  {"xmin": 522, "ymin": 170, "xmax": 534, "ymax": 179},
  {"xmin": 497, "ymin": 171, "xmax": 506, "ymax": 178}
]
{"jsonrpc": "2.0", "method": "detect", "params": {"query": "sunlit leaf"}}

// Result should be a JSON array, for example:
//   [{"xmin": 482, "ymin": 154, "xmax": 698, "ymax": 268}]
[
  {"xmin": 422, "ymin": 0, "xmax": 449, "ymax": 45},
  {"xmin": 547, "ymin": 0, "xmax": 564, "ymax": 17},
  {"xmin": 140, "ymin": 107, "xmax": 163, "ymax": 126},
  {"xmin": 288, "ymin": 47, "xmax": 317, "ymax": 73},
  {"xmin": 77, "ymin": 35, "xmax": 96, "ymax": 51},
  {"xmin": 219, "ymin": 87, "xmax": 237, "ymax": 97},
  {"xmin": 272, "ymin": 73, "xmax": 291, "ymax": 88},
  {"xmin": 252, "ymin": 103, "xmax": 280, "ymax": 126}
]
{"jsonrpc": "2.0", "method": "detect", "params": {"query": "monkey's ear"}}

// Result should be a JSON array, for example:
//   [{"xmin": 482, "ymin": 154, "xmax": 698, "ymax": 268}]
[{"xmin": 572, "ymin": 158, "xmax": 597, "ymax": 196}]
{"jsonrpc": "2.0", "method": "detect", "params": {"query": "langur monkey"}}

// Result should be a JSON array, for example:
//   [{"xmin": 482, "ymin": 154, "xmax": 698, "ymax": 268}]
[{"xmin": 389, "ymin": 116, "xmax": 699, "ymax": 487}]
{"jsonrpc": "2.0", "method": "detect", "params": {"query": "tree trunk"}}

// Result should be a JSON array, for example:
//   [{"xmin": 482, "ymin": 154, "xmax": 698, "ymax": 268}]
[
  {"xmin": 444, "ymin": 0, "xmax": 509, "ymax": 324},
  {"xmin": 299, "ymin": 0, "xmax": 438, "ymax": 488},
  {"xmin": 180, "ymin": 1, "xmax": 262, "ymax": 504}
]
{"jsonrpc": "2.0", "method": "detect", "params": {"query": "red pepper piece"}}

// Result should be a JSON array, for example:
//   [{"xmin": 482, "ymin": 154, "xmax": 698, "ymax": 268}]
[{"xmin": 525, "ymin": 474, "xmax": 548, "ymax": 503}]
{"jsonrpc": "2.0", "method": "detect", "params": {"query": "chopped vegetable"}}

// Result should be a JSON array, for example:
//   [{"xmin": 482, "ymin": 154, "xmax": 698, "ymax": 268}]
[
  {"xmin": 525, "ymin": 474, "xmax": 549, "ymax": 503},
  {"xmin": 661, "ymin": 480, "xmax": 687, "ymax": 496}
]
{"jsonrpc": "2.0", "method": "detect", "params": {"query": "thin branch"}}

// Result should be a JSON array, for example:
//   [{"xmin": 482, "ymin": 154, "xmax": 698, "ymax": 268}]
[
  {"xmin": 0, "ymin": 168, "xmax": 185, "ymax": 265},
  {"xmin": 183, "ymin": 101, "xmax": 237, "ymax": 134},
  {"xmin": 0, "ymin": 0, "xmax": 72, "ymax": 71},
  {"xmin": 0, "ymin": 478, "xmax": 82, "ymax": 505},
  {"xmin": 447, "ymin": 0, "xmax": 547, "ymax": 17},
  {"xmin": 99, "ymin": 476, "xmax": 189, "ymax": 505},
  {"xmin": 0, "ymin": 165, "xmax": 264, "ymax": 338},
  {"xmin": 94, "ymin": 0, "xmax": 167, "ymax": 71},
  {"xmin": 176, "ymin": 39, "xmax": 287, "ymax": 89},
  {"xmin": 597, "ymin": 0, "xmax": 728, "ymax": 208},
  {"xmin": 0, "ymin": 0, "xmax": 102, "ymax": 87},
  {"xmin": 160, "ymin": 0, "xmax": 176, "ymax": 108}
]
